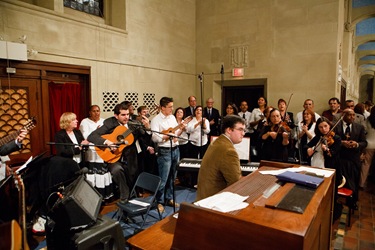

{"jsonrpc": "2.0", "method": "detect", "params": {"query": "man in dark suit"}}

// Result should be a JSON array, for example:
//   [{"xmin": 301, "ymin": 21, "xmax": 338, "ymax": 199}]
[
  {"xmin": 88, "ymin": 102, "xmax": 150, "ymax": 204},
  {"xmin": 184, "ymin": 96, "xmax": 197, "ymax": 118},
  {"xmin": 203, "ymin": 97, "xmax": 221, "ymax": 140},
  {"xmin": 334, "ymin": 108, "xmax": 367, "ymax": 208}
]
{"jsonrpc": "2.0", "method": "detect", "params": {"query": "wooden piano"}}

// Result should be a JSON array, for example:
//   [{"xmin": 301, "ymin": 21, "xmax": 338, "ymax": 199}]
[{"xmin": 127, "ymin": 160, "xmax": 335, "ymax": 250}]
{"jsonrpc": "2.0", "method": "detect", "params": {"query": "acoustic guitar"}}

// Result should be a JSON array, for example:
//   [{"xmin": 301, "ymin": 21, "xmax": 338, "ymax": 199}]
[
  {"xmin": 10, "ymin": 171, "xmax": 30, "ymax": 250},
  {"xmin": 161, "ymin": 116, "xmax": 192, "ymax": 141},
  {"xmin": 0, "ymin": 118, "xmax": 35, "ymax": 250},
  {"xmin": 0, "ymin": 117, "xmax": 36, "ymax": 147},
  {"xmin": 0, "ymin": 219, "xmax": 23, "ymax": 250},
  {"xmin": 95, "ymin": 125, "xmax": 134, "ymax": 163}
]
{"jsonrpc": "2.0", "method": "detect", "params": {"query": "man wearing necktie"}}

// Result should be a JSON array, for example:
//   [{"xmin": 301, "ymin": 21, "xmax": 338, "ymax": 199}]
[
  {"xmin": 334, "ymin": 108, "xmax": 367, "ymax": 208},
  {"xmin": 184, "ymin": 96, "xmax": 197, "ymax": 118},
  {"xmin": 238, "ymin": 101, "xmax": 252, "ymax": 135},
  {"xmin": 203, "ymin": 98, "xmax": 221, "ymax": 139}
]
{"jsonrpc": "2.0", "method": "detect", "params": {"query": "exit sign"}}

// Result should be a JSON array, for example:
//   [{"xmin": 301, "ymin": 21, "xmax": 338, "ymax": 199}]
[{"xmin": 232, "ymin": 68, "xmax": 244, "ymax": 77}]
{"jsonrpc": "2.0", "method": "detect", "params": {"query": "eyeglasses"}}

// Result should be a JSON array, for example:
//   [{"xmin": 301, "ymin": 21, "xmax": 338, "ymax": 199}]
[{"xmin": 233, "ymin": 127, "xmax": 246, "ymax": 133}]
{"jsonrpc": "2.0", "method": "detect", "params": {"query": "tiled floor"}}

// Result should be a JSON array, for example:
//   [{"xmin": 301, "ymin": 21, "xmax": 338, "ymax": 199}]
[{"xmin": 331, "ymin": 178, "xmax": 375, "ymax": 250}]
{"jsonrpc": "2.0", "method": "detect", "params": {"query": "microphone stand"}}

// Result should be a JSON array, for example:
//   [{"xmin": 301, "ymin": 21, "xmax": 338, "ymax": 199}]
[
  {"xmin": 296, "ymin": 124, "xmax": 303, "ymax": 164},
  {"xmin": 198, "ymin": 73, "xmax": 204, "ymax": 159},
  {"xmin": 149, "ymin": 128, "xmax": 192, "ymax": 213}
]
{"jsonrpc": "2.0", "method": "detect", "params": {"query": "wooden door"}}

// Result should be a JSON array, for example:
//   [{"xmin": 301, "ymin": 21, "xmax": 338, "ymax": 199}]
[{"xmin": 0, "ymin": 78, "xmax": 42, "ymax": 164}]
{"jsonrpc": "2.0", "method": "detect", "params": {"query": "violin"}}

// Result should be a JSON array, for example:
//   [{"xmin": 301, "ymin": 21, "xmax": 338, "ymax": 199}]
[
  {"xmin": 278, "ymin": 121, "xmax": 291, "ymax": 133},
  {"xmin": 324, "ymin": 131, "xmax": 335, "ymax": 147}
]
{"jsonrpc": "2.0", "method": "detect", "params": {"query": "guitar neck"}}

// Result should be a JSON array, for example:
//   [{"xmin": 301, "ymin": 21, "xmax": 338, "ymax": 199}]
[
  {"xmin": 15, "ymin": 173, "xmax": 29, "ymax": 250},
  {"xmin": 0, "ymin": 131, "xmax": 19, "ymax": 147}
]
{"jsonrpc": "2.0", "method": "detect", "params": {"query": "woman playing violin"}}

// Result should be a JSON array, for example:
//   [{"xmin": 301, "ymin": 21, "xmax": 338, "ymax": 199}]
[
  {"xmin": 306, "ymin": 117, "xmax": 343, "ymax": 221},
  {"xmin": 306, "ymin": 117, "xmax": 341, "ymax": 169},
  {"xmin": 260, "ymin": 109, "xmax": 290, "ymax": 162}
]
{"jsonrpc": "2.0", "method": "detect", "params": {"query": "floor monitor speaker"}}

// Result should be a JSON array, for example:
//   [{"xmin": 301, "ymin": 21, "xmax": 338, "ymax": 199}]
[{"xmin": 52, "ymin": 175, "xmax": 103, "ymax": 230}]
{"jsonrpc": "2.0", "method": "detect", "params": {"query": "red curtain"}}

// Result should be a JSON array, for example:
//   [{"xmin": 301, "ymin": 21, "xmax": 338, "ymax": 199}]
[{"xmin": 48, "ymin": 82, "xmax": 83, "ymax": 146}]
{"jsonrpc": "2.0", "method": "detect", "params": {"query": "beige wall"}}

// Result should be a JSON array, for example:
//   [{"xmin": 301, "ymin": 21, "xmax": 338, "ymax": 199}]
[
  {"xmin": 196, "ymin": 0, "xmax": 344, "ymax": 114},
  {"xmin": 1, "ymin": 0, "xmax": 356, "ymax": 117},
  {"xmin": 0, "ymin": 0, "xmax": 196, "ymax": 118}
]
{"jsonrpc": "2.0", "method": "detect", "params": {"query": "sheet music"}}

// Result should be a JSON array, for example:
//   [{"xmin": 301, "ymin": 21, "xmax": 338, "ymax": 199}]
[
  {"xmin": 129, "ymin": 199, "xmax": 149, "ymax": 207},
  {"xmin": 15, "ymin": 156, "xmax": 33, "ymax": 174},
  {"xmin": 194, "ymin": 192, "xmax": 249, "ymax": 213},
  {"xmin": 211, "ymin": 136, "xmax": 250, "ymax": 161},
  {"xmin": 259, "ymin": 166, "xmax": 334, "ymax": 178}
]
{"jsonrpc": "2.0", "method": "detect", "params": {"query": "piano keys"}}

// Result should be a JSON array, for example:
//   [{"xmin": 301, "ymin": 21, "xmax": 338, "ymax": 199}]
[{"xmin": 177, "ymin": 158, "xmax": 259, "ymax": 175}]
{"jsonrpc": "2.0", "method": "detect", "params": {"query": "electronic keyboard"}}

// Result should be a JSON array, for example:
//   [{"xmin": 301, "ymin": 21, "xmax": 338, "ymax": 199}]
[{"xmin": 178, "ymin": 158, "xmax": 259, "ymax": 175}]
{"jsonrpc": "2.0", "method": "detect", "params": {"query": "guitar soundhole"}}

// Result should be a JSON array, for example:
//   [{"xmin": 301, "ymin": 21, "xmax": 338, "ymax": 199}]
[{"xmin": 117, "ymin": 135, "xmax": 124, "ymax": 143}]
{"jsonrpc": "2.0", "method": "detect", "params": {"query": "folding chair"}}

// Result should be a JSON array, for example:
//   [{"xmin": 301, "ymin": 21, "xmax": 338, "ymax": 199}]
[{"xmin": 114, "ymin": 172, "xmax": 162, "ymax": 231}]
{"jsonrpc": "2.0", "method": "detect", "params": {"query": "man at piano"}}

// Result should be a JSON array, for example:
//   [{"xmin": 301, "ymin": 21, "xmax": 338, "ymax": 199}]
[{"xmin": 196, "ymin": 115, "xmax": 245, "ymax": 201}]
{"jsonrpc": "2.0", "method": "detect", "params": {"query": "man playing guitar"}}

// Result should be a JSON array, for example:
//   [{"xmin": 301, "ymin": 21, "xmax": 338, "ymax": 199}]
[
  {"xmin": 88, "ymin": 102, "xmax": 151, "ymax": 204},
  {"xmin": 0, "ymin": 129, "xmax": 28, "ymax": 182}
]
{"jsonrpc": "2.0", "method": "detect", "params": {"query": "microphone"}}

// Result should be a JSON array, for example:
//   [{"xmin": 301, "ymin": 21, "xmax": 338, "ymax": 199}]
[
  {"xmin": 127, "ymin": 120, "xmax": 150, "ymax": 133},
  {"xmin": 75, "ymin": 167, "xmax": 88, "ymax": 175},
  {"xmin": 220, "ymin": 65, "xmax": 224, "ymax": 74}
]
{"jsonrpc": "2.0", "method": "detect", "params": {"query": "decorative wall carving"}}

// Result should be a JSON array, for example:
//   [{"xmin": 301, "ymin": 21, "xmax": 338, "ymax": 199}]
[
  {"xmin": 102, "ymin": 92, "xmax": 156, "ymax": 113},
  {"xmin": 0, "ymin": 87, "xmax": 32, "ymax": 155},
  {"xmin": 230, "ymin": 45, "xmax": 248, "ymax": 68},
  {"xmin": 102, "ymin": 91, "xmax": 119, "ymax": 112}
]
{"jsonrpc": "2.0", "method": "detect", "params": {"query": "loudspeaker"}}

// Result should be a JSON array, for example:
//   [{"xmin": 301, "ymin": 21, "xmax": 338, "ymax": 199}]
[
  {"xmin": 71, "ymin": 215, "xmax": 125, "ymax": 250},
  {"xmin": 52, "ymin": 175, "xmax": 103, "ymax": 230}
]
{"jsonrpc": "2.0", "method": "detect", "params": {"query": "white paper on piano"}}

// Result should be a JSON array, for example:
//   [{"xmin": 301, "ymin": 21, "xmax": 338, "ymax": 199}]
[
  {"xmin": 259, "ymin": 166, "xmax": 334, "ymax": 178},
  {"xmin": 194, "ymin": 192, "xmax": 249, "ymax": 213}
]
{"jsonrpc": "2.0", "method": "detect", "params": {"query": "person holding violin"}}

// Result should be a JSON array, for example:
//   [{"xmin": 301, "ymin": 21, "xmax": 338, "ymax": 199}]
[
  {"xmin": 278, "ymin": 98, "xmax": 296, "ymax": 160},
  {"xmin": 306, "ymin": 117, "xmax": 343, "ymax": 221},
  {"xmin": 260, "ymin": 109, "xmax": 290, "ymax": 162},
  {"xmin": 278, "ymin": 98, "xmax": 295, "ymax": 129},
  {"xmin": 306, "ymin": 117, "xmax": 341, "ymax": 169},
  {"xmin": 296, "ymin": 109, "xmax": 316, "ymax": 165}
]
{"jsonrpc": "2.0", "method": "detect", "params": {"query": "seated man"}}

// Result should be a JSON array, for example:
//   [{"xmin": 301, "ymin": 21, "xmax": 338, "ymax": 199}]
[
  {"xmin": 88, "ymin": 103, "xmax": 139, "ymax": 204},
  {"xmin": 196, "ymin": 115, "xmax": 245, "ymax": 201}
]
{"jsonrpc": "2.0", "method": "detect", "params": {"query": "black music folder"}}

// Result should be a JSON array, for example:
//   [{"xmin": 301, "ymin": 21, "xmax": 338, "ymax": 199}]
[{"xmin": 276, "ymin": 171, "xmax": 324, "ymax": 189}]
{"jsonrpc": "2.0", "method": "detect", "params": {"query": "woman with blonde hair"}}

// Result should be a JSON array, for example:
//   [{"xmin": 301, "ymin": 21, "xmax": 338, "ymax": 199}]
[{"xmin": 55, "ymin": 112, "xmax": 89, "ymax": 164}]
